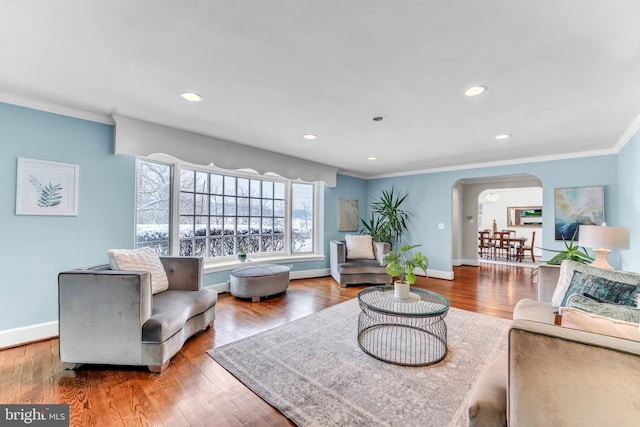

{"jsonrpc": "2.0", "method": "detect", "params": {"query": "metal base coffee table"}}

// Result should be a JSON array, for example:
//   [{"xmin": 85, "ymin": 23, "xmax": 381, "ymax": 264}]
[{"xmin": 357, "ymin": 286, "xmax": 450, "ymax": 366}]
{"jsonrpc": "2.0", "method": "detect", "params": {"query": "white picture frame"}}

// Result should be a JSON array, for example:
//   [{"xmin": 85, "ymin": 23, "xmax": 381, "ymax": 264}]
[{"xmin": 16, "ymin": 158, "xmax": 79, "ymax": 216}]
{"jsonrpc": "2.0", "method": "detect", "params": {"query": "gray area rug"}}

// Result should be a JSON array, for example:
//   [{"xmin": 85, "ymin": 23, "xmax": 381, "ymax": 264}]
[{"xmin": 208, "ymin": 298, "xmax": 510, "ymax": 426}]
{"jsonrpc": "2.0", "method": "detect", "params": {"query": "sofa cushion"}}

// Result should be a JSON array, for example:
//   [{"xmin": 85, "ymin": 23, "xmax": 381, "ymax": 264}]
[
  {"xmin": 142, "ymin": 289, "xmax": 218, "ymax": 342},
  {"xmin": 107, "ymin": 247, "xmax": 170, "ymax": 294},
  {"xmin": 551, "ymin": 260, "xmax": 640, "ymax": 307},
  {"xmin": 559, "ymin": 307, "xmax": 640, "ymax": 341},
  {"xmin": 566, "ymin": 294, "xmax": 640, "ymax": 323},
  {"xmin": 512, "ymin": 299, "xmax": 556, "ymax": 324},
  {"xmin": 345, "ymin": 234, "xmax": 375, "ymax": 260},
  {"xmin": 560, "ymin": 270, "xmax": 640, "ymax": 307},
  {"xmin": 337, "ymin": 259, "xmax": 387, "ymax": 275}
]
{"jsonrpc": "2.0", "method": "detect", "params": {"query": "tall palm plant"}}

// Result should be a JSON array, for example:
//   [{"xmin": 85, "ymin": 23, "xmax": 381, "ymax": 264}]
[{"xmin": 362, "ymin": 186, "xmax": 412, "ymax": 248}]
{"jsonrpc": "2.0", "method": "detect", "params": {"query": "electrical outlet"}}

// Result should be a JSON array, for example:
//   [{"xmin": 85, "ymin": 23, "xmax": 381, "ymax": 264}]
[
  {"xmin": 438, "ymin": 223, "xmax": 445, "ymax": 230},
  {"xmin": 287, "ymin": 264, "xmax": 294, "ymax": 270}
]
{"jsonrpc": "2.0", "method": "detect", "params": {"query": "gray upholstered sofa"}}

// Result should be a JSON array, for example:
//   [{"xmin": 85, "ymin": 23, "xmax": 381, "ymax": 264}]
[
  {"xmin": 58, "ymin": 256, "xmax": 217, "ymax": 373},
  {"xmin": 467, "ymin": 262, "xmax": 640, "ymax": 426},
  {"xmin": 330, "ymin": 239, "xmax": 392, "ymax": 287}
]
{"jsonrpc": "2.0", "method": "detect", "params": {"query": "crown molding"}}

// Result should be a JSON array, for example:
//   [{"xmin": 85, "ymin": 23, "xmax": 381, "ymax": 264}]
[{"xmin": 0, "ymin": 91, "xmax": 113, "ymax": 125}]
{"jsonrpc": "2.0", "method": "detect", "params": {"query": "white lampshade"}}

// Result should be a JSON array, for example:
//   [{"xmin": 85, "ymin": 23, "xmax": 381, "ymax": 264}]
[
  {"xmin": 578, "ymin": 225, "xmax": 630, "ymax": 250},
  {"xmin": 578, "ymin": 224, "xmax": 630, "ymax": 270}
]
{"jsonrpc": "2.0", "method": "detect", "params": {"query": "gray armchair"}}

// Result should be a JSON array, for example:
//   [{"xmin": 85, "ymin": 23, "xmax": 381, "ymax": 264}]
[
  {"xmin": 330, "ymin": 240, "xmax": 392, "ymax": 287},
  {"xmin": 58, "ymin": 256, "xmax": 217, "ymax": 373}
]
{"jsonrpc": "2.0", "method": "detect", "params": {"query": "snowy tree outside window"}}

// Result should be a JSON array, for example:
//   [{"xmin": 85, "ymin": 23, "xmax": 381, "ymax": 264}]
[{"xmin": 135, "ymin": 158, "xmax": 316, "ymax": 259}]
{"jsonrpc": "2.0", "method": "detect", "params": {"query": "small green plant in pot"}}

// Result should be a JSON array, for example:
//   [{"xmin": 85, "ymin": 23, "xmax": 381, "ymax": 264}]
[
  {"xmin": 237, "ymin": 247, "xmax": 247, "ymax": 262},
  {"xmin": 382, "ymin": 244, "xmax": 428, "ymax": 300}
]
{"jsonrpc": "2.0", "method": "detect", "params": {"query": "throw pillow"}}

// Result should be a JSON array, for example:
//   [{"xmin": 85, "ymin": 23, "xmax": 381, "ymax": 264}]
[
  {"xmin": 551, "ymin": 260, "xmax": 640, "ymax": 307},
  {"xmin": 560, "ymin": 270, "xmax": 640, "ymax": 307},
  {"xmin": 107, "ymin": 247, "xmax": 170, "ymax": 294},
  {"xmin": 560, "ymin": 307, "xmax": 640, "ymax": 341},
  {"xmin": 345, "ymin": 234, "xmax": 375, "ymax": 260},
  {"xmin": 566, "ymin": 294, "xmax": 640, "ymax": 323}
]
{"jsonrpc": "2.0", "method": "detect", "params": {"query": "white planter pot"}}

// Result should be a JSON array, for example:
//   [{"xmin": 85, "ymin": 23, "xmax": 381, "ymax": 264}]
[{"xmin": 394, "ymin": 281, "xmax": 411, "ymax": 300}]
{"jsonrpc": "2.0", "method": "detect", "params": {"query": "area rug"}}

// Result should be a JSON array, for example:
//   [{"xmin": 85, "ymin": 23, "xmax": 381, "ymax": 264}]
[{"xmin": 208, "ymin": 298, "xmax": 510, "ymax": 427}]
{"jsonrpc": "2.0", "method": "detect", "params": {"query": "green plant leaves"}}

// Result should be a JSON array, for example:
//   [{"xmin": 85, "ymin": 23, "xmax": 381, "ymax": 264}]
[
  {"xmin": 29, "ymin": 174, "xmax": 63, "ymax": 208},
  {"xmin": 543, "ymin": 229, "xmax": 594, "ymax": 265},
  {"xmin": 382, "ymin": 244, "xmax": 428, "ymax": 285},
  {"xmin": 362, "ymin": 186, "xmax": 412, "ymax": 249}
]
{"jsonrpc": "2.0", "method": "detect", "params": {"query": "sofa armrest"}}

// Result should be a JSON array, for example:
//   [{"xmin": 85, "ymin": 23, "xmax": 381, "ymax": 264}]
[
  {"xmin": 160, "ymin": 256, "xmax": 203, "ymax": 291},
  {"xmin": 536, "ymin": 264, "xmax": 561, "ymax": 302},
  {"xmin": 373, "ymin": 241, "xmax": 390, "ymax": 265},
  {"xmin": 58, "ymin": 269, "xmax": 153, "ymax": 364},
  {"xmin": 329, "ymin": 240, "xmax": 346, "ymax": 283},
  {"xmin": 508, "ymin": 319, "xmax": 640, "ymax": 426}
]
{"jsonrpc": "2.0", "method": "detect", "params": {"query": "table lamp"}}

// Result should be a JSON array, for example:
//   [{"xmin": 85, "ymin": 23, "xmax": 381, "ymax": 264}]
[{"xmin": 578, "ymin": 224, "xmax": 630, "ymax": 270}]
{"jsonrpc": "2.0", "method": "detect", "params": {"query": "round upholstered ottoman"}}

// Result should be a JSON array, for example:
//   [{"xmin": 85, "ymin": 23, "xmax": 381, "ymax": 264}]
[{"xmin": 230, "ymin": 264, "xmax": 290, "ymax": 302}]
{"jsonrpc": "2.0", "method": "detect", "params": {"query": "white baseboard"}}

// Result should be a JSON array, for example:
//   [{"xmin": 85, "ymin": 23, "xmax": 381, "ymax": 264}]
[
  {"xmin": 427, "ymin": 269, "xmax": 454, "ymax": 280},
  {"xmin": 0, "ymin": 321, "xmax": 58, "ymax": 350},
  {"xmin": 291, "ymin": 268, "xmax": 330, "ymax": 280},
  {"xmin": 206, "ymin": 281, "xmax": 230, "ymax": 293}
]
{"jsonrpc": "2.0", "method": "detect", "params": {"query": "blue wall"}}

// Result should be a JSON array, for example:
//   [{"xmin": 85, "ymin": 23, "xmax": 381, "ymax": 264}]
[
  {"xmin": 618, "ymin": 130, "xmax": 640, "ymax": 271},
  {"xmin": 1, "ymin": 100, "xmax": 638, "ymax": 336},
  {"xmin": 0, "ymin": 103, "xmax": 134, "ymax": 330},
  {"xmin": 365, "ymin": 155, "xmax": 622, "ymax": 274},
  {"xmin": 324, "ymin": 174, "xmax": 368, "ymax": 243},
  {"xmin": 0, "ymin": 102, "xmax": 369, "ymax": 332}
]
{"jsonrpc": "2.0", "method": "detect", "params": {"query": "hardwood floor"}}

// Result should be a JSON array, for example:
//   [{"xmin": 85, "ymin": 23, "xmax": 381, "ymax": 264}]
[{"xmin": 0, "ymin": 263, "xmax": 536, "ymax": 426}]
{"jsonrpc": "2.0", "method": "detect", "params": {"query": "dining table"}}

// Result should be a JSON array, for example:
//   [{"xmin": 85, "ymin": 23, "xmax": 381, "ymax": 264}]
[{"xmin": 479, "ymin": 231, "xmax": 528, "ymax": 262}]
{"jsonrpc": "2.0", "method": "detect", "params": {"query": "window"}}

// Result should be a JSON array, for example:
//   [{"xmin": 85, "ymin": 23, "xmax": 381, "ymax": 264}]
[
  {"xmin": 135, "ymin": 159, "xmax": 172, "ymax": 255},
  {"xmin": 291, "ymin": 182, "xmax": 314, "ymax": 253},
  {"xmin": 136, "ymin": 159, "xmax": 316, "ymax": 260}
]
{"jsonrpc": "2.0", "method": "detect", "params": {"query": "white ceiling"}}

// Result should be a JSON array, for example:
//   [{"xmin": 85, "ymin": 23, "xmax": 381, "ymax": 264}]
[{"xmin": 2, "ymin": 1, "xmax": 640, "ymax": 177}]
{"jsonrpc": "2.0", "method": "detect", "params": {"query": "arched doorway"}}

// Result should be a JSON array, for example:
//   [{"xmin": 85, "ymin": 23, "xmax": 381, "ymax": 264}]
[{"xmin": 451, "ymin": 173, "xmax": 542, "ymax": 267}]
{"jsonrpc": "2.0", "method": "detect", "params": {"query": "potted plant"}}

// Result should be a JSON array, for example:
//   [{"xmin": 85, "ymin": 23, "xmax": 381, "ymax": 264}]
[
  {"xmin": 360, "ymin": 186, "xmax": 412, "ymax": 249},
  {"xmin": 544, "ymin": 229, "xmax": 594, "ymax": 265},
  {"xmin": 532, "ymin": 229, "xmax": 594, "ymax": 277},
  {"xmin": 237, "ymin": 247, "xmax": 247, "ymax": 262},
  {"xmin": 382, "ymin": 244, "xmax": 428, "ymax": 300}
]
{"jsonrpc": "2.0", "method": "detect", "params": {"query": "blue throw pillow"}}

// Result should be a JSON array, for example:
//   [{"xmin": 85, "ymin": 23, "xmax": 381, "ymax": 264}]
[
  {"xmin": 561, "ymin": 270, "xmax": 640, "ymax": 307},
  {"xmin": 566, "ymin": 294, "xmax": 640, "ymax": 323}
]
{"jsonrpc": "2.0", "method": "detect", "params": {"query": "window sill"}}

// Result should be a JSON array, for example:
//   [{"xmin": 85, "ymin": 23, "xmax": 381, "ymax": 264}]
[{"xmin": 203, "ymin": 254, "xmax": 325, "ymax": 274}]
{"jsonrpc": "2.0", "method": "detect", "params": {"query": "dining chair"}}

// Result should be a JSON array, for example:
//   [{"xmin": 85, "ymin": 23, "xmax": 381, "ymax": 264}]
[
  {"xmin": 478, "ymin": 230, "xmax": 493, "ymax": 258},
  {"xmin": 494, "ymin": 231, "xmax": 511, "ymax": 260},
  {"xmin": 519, "ymin": 231, "xmax": 536, "ymax": 262},
  {"xmin": 502, "ymin": 229, "xmax": 516, "ymax": 258}
]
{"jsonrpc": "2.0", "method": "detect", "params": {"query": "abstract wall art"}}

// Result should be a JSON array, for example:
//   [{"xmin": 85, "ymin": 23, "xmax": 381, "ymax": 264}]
[
  {"xmin": 554, "ymin": 185, "xmax": 604, "ymax": 240},
  {"xmin": 338, "ymin": 198, "xmax": 359, "ymax": 231}
]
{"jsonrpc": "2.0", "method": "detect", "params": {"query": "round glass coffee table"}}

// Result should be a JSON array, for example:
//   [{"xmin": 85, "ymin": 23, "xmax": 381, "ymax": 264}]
[{"xmin": 357, "ymin": 286, "xmax": 450, "ymax": 366}]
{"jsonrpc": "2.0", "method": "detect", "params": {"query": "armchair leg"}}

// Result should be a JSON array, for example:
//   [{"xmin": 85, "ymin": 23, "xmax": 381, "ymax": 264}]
[
  {"xmin": 62, "ymin": 362, "xmax": 80, "ymax": 370},
  {"xmin": 148, "ymin": 361, "xmax": 170, "ymax": 373}
]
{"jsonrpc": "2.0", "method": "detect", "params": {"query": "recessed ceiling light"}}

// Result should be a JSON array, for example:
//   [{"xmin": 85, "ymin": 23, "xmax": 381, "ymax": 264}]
[
  {"xmin": 368, "ymin": 156, "xmax": 378, "ymax": 161},
  {"xmin": 303, "ymin": 134, "xmax": 317, "ymax": 140},
  {"xmin": 464, "ymin": 86, "xmax": 487, "ymax": 97},
  {"xmin": 180, "ymin": 91, "xmax": 203, "ymax": 102},
  {"xmin": 495, "ymin": 134, "xmax": 511, "ymax": 140}
]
